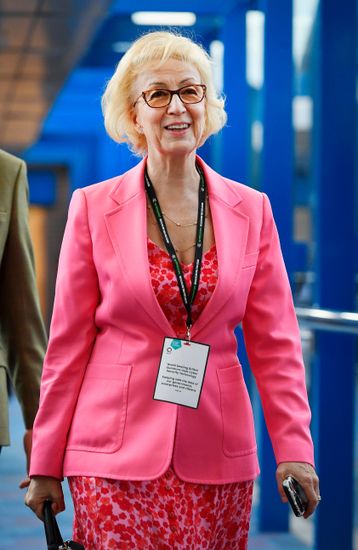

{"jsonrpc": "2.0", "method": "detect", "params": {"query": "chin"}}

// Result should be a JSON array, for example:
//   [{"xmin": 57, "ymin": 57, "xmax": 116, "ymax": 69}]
[{"xmin": 165, "ymin": 140, "xmax": 198, "ymax": 156}]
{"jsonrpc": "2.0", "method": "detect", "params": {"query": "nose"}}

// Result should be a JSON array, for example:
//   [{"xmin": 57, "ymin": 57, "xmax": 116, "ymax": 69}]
[{"xmin": 167, "ymin": 92, "xmax": 186, "ymax": 114}]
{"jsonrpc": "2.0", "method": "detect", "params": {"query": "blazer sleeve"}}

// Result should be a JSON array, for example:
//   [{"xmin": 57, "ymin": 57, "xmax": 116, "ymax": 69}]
[
  {"xmin": 30, "ymin": 189, "xmax": 100, "ymax": 478},
  {"xmin": 0, "ymin": 160, "xmax": 46, "ymax": 430},
  {"xmin": 242, "ymin": 193, "xmax": 315, "ymax": 466}
]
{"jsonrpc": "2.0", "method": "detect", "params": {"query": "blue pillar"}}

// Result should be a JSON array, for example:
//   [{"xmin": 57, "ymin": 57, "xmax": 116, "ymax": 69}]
[
  {"xmin": 259, "ymin": 0, "xmax": 293, "ymax": 532},
  {"xmin": 312, "ymin": 2, "xmax": 356, "ymax": 549},
  {"xmin": 221, "ymin": 3, "xmax": 249, "ymax": 183},
  {"xmin": 261, "ymin": 0, "xmax": 294, "ymax": 271}
]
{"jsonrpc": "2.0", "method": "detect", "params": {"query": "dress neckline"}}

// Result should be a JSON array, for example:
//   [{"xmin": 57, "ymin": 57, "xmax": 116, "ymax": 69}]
[{"xmin": 147, "ymin": 237, "xmax": 216, "ymax": 268}]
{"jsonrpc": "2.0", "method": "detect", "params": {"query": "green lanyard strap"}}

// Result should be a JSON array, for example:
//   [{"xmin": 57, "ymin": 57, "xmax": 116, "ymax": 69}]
[{"xmin": 145, "ymin": 165, "xmax": 206, "ymax": 339}]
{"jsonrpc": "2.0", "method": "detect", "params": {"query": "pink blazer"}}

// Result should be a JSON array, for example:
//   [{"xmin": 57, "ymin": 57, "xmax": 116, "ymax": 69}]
[{"xmin": 30, "ymin": 156, "xmax": 314, "ymax": 483}]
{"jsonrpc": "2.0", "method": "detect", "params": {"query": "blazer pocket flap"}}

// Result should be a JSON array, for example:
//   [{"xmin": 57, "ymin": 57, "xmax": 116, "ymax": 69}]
[
  {"xmin": 242, "ymin": 251, "xmax": 259, "ymax": 269},
  {"xmin": 85, "ymin": 362, "xmax": 131, "ymax": 380},
  {"xmin": 216, "ymin": 364, "xmax": 245, "ymax": 385}
]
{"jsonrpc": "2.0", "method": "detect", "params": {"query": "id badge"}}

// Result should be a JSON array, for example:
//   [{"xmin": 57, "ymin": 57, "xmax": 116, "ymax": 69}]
[{"xmin": 153, "ymin": 337, "xmax": 210, "ymax": 409}]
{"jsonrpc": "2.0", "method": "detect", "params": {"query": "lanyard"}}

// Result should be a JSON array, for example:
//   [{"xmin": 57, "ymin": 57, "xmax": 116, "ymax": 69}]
[{"xmin": 144, "ymin": 165, "xmax": 206, "ymax": 340}]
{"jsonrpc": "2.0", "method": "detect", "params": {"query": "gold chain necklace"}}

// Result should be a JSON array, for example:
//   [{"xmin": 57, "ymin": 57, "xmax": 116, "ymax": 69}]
[
  {"xmin": 163, "ymin": 211, "xmax": 197, "ymax": 227},
  {"xmin": 146, "ymin": 201, "xmax": 206, "ymax": 254},
  {"xmin": 147, "ymin": 204, "xmax": 208, "ymax": 228},
  {"xmin": 174, "ymin": 242, "xmax": 196, "ymax": 254}
]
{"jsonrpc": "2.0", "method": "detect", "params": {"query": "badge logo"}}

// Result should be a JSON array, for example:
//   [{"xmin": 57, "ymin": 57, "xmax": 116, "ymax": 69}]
[{"xmin": 170, "ymin": 339, "xmax": 182, "ymax": 350}]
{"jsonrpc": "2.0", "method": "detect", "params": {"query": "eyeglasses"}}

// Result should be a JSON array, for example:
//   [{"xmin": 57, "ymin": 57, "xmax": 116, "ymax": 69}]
[{"xmin": 134, "ymin": 84, "xmax": 206, "ymax": 108}]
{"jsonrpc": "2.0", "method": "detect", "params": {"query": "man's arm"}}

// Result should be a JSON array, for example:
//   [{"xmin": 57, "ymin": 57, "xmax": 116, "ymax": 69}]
[{"xmin": 0, "ymin": 159, "xmax": 47, "ymax": 462}]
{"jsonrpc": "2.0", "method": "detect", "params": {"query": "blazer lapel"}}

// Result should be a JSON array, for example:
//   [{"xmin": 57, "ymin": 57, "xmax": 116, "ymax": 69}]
[
  {"xmin": 104, "ymin": 159, "xmax": 175, "ymax": 336},
  {"xmin": 191, "ymin": 158, "xmax": 249, "ymax": 338}
]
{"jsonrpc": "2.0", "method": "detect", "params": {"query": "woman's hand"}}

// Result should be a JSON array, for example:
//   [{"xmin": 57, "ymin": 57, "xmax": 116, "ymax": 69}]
[
  {"xmin": 25, "ymin": 476, "xmax": 65, "ymax": 520},
  {"xmin": 276, "ymin": 462, "xmax": 320, "ymax": 518}
]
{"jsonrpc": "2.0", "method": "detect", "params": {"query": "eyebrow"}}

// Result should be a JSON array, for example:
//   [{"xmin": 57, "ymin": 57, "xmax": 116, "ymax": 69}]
[{"xmin": 146, "ymin": 78, "xmax": 197, "ymax": 88}]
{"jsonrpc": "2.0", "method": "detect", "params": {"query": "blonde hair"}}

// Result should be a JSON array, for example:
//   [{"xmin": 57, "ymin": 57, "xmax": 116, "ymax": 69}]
[{"xmin": 101, "ymin": 31, "xmax": 227, "ymax": 156}]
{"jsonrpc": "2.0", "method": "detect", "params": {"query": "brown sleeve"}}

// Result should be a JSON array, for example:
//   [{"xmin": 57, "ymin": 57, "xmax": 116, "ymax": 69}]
[{"xmin": 0, "ymin": 160, "xmax": 47, "ymax": 428}]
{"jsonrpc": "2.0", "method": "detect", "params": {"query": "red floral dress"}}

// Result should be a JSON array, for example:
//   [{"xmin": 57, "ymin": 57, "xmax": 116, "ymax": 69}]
[
  {"xmin": 147, "ymin": 238, "xmax": 218, "ymax": 338},
  {"xmin": 69, "ymin": 239, "xmax": 254, "ymax": 549}
]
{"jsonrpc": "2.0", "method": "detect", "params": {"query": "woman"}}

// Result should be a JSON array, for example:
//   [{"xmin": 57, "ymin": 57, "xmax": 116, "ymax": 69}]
[{"xmin": 26, "ymin": 31, "xmax": 320, "ymax": 548}]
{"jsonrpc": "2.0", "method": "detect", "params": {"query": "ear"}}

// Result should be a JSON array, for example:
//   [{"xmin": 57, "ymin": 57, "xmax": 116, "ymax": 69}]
[{"xmin": 132, "ymin": 111, "xmax": 143, "ymax": 134}]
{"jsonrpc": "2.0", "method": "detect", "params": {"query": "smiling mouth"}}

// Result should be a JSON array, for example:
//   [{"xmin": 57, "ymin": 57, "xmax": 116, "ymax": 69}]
[{"xmin": 164, "ymin": 123, "xmax": 191, "ymax": 131}]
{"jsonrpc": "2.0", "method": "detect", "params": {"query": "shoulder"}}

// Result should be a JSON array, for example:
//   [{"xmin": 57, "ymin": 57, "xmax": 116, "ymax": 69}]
[
  {"xmin": 72, "ymin": 174, "xmax": 123, "ymax": 208},
  {"xmin": 199, "ymin": 157, "xmax": 265, "ymax": 216},
  {"xmin": 68, "ymin": 159, "xmax": 146, "ymax": 225},
  {"xmin": 81, "ymin": 173, "xmax": 124, "ymax": 196},
  {"xmin": 222, "ymin": 179, "xmax": 271, "ymax": 238},
  {"xmin": 222, "ymin": 175, "xmax": 263, "ymax": 202},
  {"xmin": 198, "ymin": 156, "xmax": 263, "ymax": 203},
  {"xmin": 198, "ymin": 159, "xmax": 275, "ymax": 238},
  {"xmin": 221, "ymin": 177, "xmax": 275, "ymax": 232},
  {"xmin": 0, "ymin": 149, "xmax": 25, "ymax": 185},
  {"xmin": 72, "ymin": 160, "xmax": 143, "ymax": 207},
  {"xmin": 0, "ymin": 149, "xmax": 23, "ymax": 169},
  {"xmin": 66, "ymin": 178, "xmax": 120, "ymax": 224}
]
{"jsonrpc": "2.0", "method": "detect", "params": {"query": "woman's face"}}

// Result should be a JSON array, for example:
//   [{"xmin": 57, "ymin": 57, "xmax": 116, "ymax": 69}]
[{"xmin": 133, "ymin": 58, "xmax": 206, "ymax": 159}]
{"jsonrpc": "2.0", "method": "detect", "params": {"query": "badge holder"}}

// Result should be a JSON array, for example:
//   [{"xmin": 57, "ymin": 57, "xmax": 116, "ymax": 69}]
[{"xmin": 153, "ymin": 337, "xmax": 210, "ymax": 409}]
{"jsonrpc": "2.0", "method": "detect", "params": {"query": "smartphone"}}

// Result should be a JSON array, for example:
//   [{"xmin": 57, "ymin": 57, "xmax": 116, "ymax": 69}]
[{"xmin": 282, "ymin": 476, "xmax": 308, "ymax": 517}]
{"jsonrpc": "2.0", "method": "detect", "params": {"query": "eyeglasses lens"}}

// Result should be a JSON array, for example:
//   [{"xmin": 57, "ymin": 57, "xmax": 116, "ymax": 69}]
[{"xmin": 145, "ymin": 85, "xmax": 204, "ymax": 108}]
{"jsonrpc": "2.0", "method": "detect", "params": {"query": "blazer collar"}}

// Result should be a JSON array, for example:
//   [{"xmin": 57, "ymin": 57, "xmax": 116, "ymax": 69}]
[{"xmin": 108, "ymin": 155, "xmax": 244, "ymax": 209}]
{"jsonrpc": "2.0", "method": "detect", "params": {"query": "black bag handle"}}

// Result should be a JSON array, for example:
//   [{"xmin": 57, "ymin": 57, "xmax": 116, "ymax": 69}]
[
  {"xmin": 43, "ymin": 500, "xmax": 65, "ymax": 549},
  {"xmin": 42, "ymin": 500, "xmax": 85, "ymax": 549}
]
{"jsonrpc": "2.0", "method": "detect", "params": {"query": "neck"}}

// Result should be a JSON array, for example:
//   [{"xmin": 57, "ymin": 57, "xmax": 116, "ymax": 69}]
[{"xmin": 146, "ymin": 151, "xmax": 200, "ymax": 199}]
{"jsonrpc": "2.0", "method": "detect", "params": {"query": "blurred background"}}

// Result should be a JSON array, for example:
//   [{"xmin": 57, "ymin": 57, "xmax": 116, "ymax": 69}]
[{"xmin": 0, "ymin": 1, "xmax": 357, "ymax": 549}]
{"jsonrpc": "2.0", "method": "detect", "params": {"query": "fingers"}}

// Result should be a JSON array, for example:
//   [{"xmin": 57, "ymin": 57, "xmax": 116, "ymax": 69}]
[
  {"xmin": 312, "ymin": 471, "xmax": 320, "ymax": 501},
  {"xmin": 296, "ymin": 464, "xmax": 320, "ymax": 519},
  {"xmin": 25, "ymin": 495, "xmax": 65, "ymax": 521},
  {"xmin": 275, "ymin": 471, "xmax": 288, "ymax": 503},
  {"xmin": 24, "ymin": 495, "xmax": 44, "ymax": 521},
  {"xmin": 24, "ymin": 477, "xmax": 65, "ymax": 521},
  {"xmin": 302, "ymin": 476, "xmax": 319, "ymax": 518},
  {"xmin": 276, "ymin": 462, "xmax": 320, "ymax": 519},
  {"xmin": 19, "ymin": 476, "xmax": 31, "ymax": 490},
  {"xmin": 305, "ymin": 472, "xmax": 321, "ymax": 518}
]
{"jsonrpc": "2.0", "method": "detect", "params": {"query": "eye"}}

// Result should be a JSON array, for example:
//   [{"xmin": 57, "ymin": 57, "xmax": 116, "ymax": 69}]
[
  {"xmin": 147, "ymin": 89, "xmax": 169, "ymax": 100},
  {"xmin": 181, "ymin": 86, "xmax": 200, "ymax": 97}
]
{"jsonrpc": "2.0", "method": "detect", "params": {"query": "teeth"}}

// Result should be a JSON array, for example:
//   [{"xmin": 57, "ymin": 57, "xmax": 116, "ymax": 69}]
[{"xmin": 166, "ymin": 123, "xmax": 189, "ymax": 130}]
